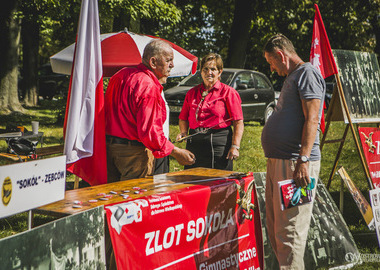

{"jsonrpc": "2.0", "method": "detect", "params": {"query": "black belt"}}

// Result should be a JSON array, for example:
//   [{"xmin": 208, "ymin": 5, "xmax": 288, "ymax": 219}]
[
  {"xmin": 191, "ymin": 126, "xmax": 232, "ymax": 135},
  {"xmin": 106, "ymin": 135, "xmax": 144, "ymax": 146}
]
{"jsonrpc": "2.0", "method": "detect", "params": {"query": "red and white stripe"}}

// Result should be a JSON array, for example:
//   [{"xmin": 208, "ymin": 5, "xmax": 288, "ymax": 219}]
[
  {"xmin": 51, "ymin": 30, "xmax": 198, "ymax": 78},
  {"xmin": 63, "ymin": 0, "xmax": 107, "ymax": 186}
]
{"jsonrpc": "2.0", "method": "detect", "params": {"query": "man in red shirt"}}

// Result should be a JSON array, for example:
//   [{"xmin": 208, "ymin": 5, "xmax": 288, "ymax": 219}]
[{"xmin": 105, "ymin": 39, "xmax": 195, "ymax": 182}]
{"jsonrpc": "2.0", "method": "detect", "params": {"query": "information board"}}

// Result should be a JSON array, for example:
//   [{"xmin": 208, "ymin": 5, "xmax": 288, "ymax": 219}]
[
  {"xmin": 358, "ymin": 127, "xmax": 380, "ymax": 189},
  {"xmin": 369, "ymin": 188, "xmax": 380, "ymax": 248},
  {"xmin": 0, "ymin": 156, "xmax": 66, "ymax": 218},
  {"xmin": 0, "ymin": 206, "xmax": 105, "ymax": 269},
  {"xmin": 332, "ymin": 50, "xmax": 380, "ymax": 123}
]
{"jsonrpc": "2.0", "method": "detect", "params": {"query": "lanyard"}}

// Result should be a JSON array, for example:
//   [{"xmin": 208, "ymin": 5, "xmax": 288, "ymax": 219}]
[
  {"xmin": 195, "ymin": 89, "xmax": 210, "ymax": 122},
  {"xmin": 291, "ymin": 177, "xmax": 316, "ymax": 206},
  {"xmin": 175, "ymin": 117, "xmax": 233, "ymax": 143}
]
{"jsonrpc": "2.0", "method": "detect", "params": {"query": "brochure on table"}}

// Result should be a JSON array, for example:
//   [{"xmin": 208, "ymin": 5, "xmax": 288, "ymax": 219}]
[{"xmin": 0, "ymin": 156, "xmax": 66, "ymax": 218}]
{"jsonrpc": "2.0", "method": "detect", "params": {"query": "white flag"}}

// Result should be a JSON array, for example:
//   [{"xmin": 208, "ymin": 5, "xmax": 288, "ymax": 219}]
[{"xmin": 63, "ymin": 0, "xmax": 107, "ymax": 185}]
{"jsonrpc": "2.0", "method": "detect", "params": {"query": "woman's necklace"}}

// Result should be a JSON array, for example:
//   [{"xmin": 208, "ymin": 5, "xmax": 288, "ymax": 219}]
[
  {"xmin": 201, "ymin": 90, "xmax": 209, "ymax": 98},
  {"xmin": 196, "ymin": 89, "xmax": 211, "ymax": 122}
]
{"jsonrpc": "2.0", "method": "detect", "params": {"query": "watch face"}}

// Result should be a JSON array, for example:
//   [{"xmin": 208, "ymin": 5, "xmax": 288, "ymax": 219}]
[{"xmin": 301, "ymin": 156, "xmax": 308, "ymax": 162}]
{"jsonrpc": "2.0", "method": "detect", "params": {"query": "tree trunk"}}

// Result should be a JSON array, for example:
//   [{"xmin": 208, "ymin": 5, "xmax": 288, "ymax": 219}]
[
  {"xmin": 112, "ymin": 12, "xmax": 140, "ymax": 33},
  {"xmin": 21, "ymin": 15, "xmax": 39, "ymax": 107},
  {"xmin": 226, "ymin": 0, "xmax": 255, "ymax": 68},
  {"xmin": 0, "ymin": 0, "xmax": 23, "ymax": 113}
]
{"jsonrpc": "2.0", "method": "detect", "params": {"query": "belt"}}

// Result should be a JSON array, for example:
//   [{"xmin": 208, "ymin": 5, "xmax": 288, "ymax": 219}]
[
  {"xmin": 192, "ymin": 126, "xmax": 232, "ymax": 135},
  {"xmin": 106, "ymin": 135, "xmax": 144, "ymax": 147}
]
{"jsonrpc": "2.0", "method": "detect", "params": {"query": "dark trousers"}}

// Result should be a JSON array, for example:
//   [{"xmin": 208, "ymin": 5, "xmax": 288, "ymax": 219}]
[
  {"xmin": 185, "ymin": 126, "xmax": 233, "ymax": 171},
  {"xmin": 153, "ymin": 156, "xmax": 170, "ymax": 175}
]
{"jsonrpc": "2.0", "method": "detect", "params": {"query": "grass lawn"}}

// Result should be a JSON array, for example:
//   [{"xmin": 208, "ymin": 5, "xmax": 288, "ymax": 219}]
[{"xmin": 0, "ymin": 99, "xmax": 379, "ymax": 267}]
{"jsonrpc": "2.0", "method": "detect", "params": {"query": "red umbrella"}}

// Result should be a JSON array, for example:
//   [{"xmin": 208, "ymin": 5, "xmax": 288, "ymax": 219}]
[{"xmin": 50, "ymin": 29, "xmax": 198, "ymax": 77}]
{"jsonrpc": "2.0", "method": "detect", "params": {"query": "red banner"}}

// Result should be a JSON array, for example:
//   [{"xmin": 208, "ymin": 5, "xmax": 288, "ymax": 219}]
[
  {"xmin": 310, "ymin": 4, "xmax": 338, "ymax": 134},
  {"xmin": 358, "ymin": 127, "xmax": 380, "ymax": 188},
  {"xmin": 309, "ymin": 4, "xmax": 338, "ymax": 79},
  {"xmin": 105, "ymin": 175, "xmax": 263, "ymax": 270}
]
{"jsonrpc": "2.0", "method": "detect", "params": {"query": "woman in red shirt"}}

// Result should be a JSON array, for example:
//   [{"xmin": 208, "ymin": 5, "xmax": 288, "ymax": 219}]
[{"xmin": 177, "ymin": 53, "xmax": 244, "ymax": 170}]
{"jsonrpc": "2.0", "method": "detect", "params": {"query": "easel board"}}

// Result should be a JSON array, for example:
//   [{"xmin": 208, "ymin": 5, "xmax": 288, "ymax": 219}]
[{"xmin": 332, "ymin": 49, "xmax": 380, "ymax": 123}]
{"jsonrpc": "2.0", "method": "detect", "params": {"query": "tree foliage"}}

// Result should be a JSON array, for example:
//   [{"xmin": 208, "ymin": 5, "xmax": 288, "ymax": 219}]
[{"xmin": 0, "ymin": 0, "xmax": 379, "ymax": 112}]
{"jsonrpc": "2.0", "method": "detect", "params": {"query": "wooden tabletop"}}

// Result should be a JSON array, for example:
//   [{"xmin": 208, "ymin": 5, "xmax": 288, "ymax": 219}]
[{"xmin": 35, "ymin": 168, "xmax": 241, "ymax": 217}]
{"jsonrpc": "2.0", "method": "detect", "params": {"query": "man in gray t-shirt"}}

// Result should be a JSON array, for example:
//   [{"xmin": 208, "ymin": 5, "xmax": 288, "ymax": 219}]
[
  {"xmin": 261, "ymin": 34, "xmax": 325, "ymax": 269},
  {"xmin": 262, "ymin": 62, "xmax": 325, "ymax": 161}
]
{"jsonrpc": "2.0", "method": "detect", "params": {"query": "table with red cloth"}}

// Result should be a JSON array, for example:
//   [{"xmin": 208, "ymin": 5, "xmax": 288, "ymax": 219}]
[{"xmin": 36, "ymin": 168, "xmax": 263, "ymax": 270}]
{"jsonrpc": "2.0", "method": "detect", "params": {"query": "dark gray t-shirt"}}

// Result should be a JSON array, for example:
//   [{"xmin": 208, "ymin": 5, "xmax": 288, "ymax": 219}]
[{"xmin": 261, "ymin": 62, "xmax": 326, "ymax": 161}]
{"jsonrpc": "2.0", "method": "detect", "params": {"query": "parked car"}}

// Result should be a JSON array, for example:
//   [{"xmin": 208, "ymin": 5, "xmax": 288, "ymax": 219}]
[
  {"xmin": 38, "ymin": 64, "xmax": 70, "ymax": 100},
  {"xmin": 164, "ymin": 68, "xmax": 276, "ymax": 125},
  {"xmin": 272, "ymin": 76, "xmax": 334, "ymax": 109}
]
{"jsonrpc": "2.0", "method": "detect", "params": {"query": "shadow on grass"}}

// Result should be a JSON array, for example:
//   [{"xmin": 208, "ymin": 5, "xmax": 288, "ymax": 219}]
[
  {"xmin": 0, "ymin": 98, "xmax": 66, "ymax": 128},
  {"xmin": 243, "ymin": 121, "xmax": 262, "ymax": 127},
  {"xmin": 42, "ymin": 136, "xmax": 64, "ymax": 145}
]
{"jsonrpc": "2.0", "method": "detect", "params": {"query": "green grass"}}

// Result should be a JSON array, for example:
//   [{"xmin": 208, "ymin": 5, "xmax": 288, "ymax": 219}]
[
  {"xmin": 0, "ymin": 99, "xmax": 379, "ymax": 266},
  {"xmin": 169, "ymin": 120, "xmax": 267, "ymax": 173}
]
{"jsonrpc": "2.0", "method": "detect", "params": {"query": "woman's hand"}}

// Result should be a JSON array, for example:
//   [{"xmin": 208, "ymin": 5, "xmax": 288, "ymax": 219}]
[
  {"xmin": 227, "ymin": 145, "xmax": 240, "ymax": 160},
  {"xmin": 176, "ymin": 132, "xmax": 188, "ymax": 142},
  {"xmin": 178, "ymin": 119, "xmax": 189, "ymax": 142}
]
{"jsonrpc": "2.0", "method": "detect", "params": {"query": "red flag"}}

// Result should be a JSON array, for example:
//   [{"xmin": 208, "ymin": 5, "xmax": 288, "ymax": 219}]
[
  {"xmin": 63, "ymin": 0, "xmax": 107, "ymax": 186},
  {"xmin": 310, "ymin": 4, "xmax": 338, "ymax": 133}
]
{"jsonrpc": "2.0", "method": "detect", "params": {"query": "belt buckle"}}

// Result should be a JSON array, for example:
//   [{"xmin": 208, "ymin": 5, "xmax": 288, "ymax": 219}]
[{"xmin": 195, "ymin": 127, "xmax": 206, "ymax": 133}]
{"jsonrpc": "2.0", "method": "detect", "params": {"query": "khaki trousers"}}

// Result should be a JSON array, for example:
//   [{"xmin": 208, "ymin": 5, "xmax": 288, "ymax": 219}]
[
  {"xmin": 105, "ymin": 142, "xmax": 155, "ymax": 269},
  {"xmin": 265, "ymin": 158, "xmax": 320, "ymax": 270},
  {"xmin": 106, "ymin": 142, "xmax": 154, "ymax": 182}
]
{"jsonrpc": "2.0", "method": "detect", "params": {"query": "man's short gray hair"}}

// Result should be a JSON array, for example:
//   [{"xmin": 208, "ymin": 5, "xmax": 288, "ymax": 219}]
[
  {"xmin": 263, "ymin": 33, "xmax": 296, "ymax": 55},
  {"xmin": 142, "ymin": 39, "xmax": 172, "ymax": 64}
]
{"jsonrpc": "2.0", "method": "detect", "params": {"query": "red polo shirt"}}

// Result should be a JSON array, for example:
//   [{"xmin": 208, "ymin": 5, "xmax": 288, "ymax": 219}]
[
  {"xmin": 105, "ymin": 64, "xmax": 174, "ymax": 158},
  {"xmin": 179, "ymin": 81, "xmax": 243, "ymax": 129}
]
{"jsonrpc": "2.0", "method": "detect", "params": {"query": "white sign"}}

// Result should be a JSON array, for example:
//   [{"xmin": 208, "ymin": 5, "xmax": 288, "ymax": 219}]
[
  {"xmin": 0, "ymin": 156, "xmax": 66, "ymax": 218},
  {"xmin": 369, "ymin": 188, "xmax": 380, "ymax": 248}
]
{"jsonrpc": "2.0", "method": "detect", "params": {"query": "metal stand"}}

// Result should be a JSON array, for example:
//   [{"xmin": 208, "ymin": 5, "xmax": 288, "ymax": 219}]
[
  {"xmin": 28, "ymin": 210, "xmax": 33, "ymax": 230},
  {"xmin": 320, "ymin": 74, "xmax": 374, "ymax": 190}
]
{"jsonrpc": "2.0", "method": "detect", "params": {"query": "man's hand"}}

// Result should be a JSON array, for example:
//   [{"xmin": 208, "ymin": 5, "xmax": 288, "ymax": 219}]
[
  {"xmin": 293, "ymin": 98, "xmax": 321, "ymax": 187},
  {"xmin": 170, "ymin": 146, "xmax": 195, "ymax": 165},
  {"xmin": 293, "ymin": 161, "xmax": 311, "ymax": 188}
]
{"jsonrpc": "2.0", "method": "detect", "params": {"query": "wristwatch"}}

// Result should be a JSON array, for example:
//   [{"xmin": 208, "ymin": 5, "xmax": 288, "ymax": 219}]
[{"xmin": 298, "ymin": 155, "xmax": 310, "ymax": 163}]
